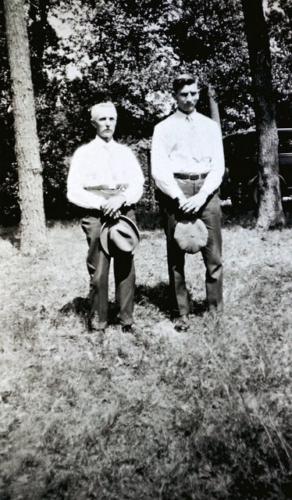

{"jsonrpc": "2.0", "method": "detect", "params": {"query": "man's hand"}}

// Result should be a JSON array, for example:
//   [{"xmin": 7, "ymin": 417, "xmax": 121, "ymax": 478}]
[
  {"xmin": 180, "ymin": 190, "xmax": 208, "ymax": 213},
  {"xmin": 102, "ymin": 194, "xmax": 126, "ymax": 218},
  {"xmin": 176, "ymin": 193, "xmax": 187, "ymax": 207}
]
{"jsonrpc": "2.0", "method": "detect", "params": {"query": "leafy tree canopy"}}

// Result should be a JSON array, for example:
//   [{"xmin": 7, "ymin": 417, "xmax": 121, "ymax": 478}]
[{"xmin": 0, "ymin": 0, "xmax": 291, "ymax": 222}]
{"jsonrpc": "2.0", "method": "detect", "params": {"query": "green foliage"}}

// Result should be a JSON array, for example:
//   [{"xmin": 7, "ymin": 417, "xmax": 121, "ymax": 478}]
[
  {"xmin": 1, "ymin": 0, "xmax": 292, "ymax": 222},
  {"xmin": 266, "ymin": 0, "xmax": 292, "ymax": 124}
]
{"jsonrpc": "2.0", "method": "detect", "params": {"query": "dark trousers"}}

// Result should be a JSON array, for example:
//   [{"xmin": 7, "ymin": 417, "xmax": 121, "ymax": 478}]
[
  {"xmin": 159, "ymin": 185, "xmax": 223, "ymax": 315},
  {"xmin": 81, "ymin": 208, "xmax": 136, "ymax": 327}
]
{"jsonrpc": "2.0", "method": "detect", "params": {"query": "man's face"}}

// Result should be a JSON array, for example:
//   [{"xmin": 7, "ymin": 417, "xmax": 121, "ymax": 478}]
[
  {"xmin": 175, "ymin": 82, "xmax": 200, "ymax": 114},
  {"xmin": 92, "ymin": 108, "xmax": 117, "ymax": 142}
]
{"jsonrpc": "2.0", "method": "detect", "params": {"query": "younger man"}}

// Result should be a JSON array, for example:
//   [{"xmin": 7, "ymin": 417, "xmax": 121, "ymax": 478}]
[{"xmin": 151, "ymin": 75, "xmax": 225, "ymax": 329}]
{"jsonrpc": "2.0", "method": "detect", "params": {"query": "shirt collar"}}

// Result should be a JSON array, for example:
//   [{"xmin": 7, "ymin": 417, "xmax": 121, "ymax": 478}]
[
  {"xmin": 175, "ymin": 109, "xmax": 198, "ymax": 122},
  {"xmin": 93, "ymin": 135, "xmax": 117, "ymax": 149}
]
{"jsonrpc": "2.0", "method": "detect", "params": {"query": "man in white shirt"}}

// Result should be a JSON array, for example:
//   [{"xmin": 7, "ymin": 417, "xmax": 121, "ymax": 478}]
[
  {"xmin": 67, "ymin": 102, "xmax": 144, "ymax": 332},
  {"xmin": 151, "ymin": 74, "xmax": 224, "ymax": 329}
]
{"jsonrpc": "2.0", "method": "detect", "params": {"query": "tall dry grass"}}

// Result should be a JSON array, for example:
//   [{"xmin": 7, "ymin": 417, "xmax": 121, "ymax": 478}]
[{"xmin": 0, "ymin": 220, "xmax": 291, "ymax": 499}]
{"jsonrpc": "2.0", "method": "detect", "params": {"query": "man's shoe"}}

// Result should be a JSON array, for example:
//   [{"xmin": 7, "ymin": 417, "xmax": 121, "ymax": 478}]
[
  {"xmin": 121, "ymin": 324, "xmax": 133, "ymax": 333},
  {"xmin": 208, "ymin": 304, "xmax": 223, "ymax": 314},
  {"xmin": 87, "ymin": 314, "xmax": 107, "ymax": 333},
  {"xmin": 174, "ymin": 315, "xmax": 190, "ymax": 332}
]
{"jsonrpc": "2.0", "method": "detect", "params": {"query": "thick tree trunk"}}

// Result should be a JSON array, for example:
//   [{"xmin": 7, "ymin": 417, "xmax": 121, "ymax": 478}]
[
  {"xmin": 4, "ymin": 0, "xmax": 46, "ymax": 254},
  {"xmin": 242, "ymin": 0, "xmax": 285, "ymax": 229},
  {"xmin": 208, "ymin": 85, "xmax": 222, "ymax": 131}
]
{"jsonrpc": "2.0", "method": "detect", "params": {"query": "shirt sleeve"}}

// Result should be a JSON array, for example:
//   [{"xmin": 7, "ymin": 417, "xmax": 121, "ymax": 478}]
[
  {"xmin": 200, "ymin": 122, "xmax": 225, "ymax": 196},
  {"xmin": 67, "ymin": 148, "xmax": 104, "ymax": 210},
  {"xmin": 151, "ymin": 123, "xmax": 185, "ymax": 200},
  {"xmin": 121, "ymin": 148, "xmax": 144, "ymax": 205}
]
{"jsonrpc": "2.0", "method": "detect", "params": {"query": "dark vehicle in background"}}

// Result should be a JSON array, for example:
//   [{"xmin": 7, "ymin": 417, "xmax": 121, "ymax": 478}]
[{"xmin": 222, "ymin": 128, "xmax": 292, "ymax": 209}]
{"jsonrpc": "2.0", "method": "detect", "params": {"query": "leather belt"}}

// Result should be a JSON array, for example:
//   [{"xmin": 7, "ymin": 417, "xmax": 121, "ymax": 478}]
[
  {"xmin": 81, "ymin": 204, "xmax": 136, "ymax": 219},
  {"xmin": 174, "ymin": 172, "xmax": 208, "ymax": 181}
]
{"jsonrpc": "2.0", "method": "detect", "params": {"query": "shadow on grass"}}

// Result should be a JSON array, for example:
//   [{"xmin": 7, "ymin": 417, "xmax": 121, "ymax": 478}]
[
  {"xmin": 59, "ymin": 297, "xmax": 89, "ymax": 318},
  {"xmin": 135, "ymin": 283, "xmax": 207, "ymax": 317},
  {"xmin": 59, "ymin": 285, "xmax": 207, "ymax": 324},
  {"xmin": 59, "ymin": 297, "xmax": 120, "ymax": 324}
]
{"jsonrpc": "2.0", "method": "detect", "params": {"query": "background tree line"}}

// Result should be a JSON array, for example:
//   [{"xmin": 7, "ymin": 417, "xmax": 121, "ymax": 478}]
[{"xmin": 1, "ymin": 0, "xmax": 292, "ymax": 249}]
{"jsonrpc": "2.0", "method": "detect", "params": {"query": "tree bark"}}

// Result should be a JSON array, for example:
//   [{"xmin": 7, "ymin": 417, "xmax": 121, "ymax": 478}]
[
  {"xmin": 4, "ymin": 0, "xmax": 46, "ymax": 254},
  {"xmin": 241, "ymin": 0, "xmax": 285, "ymax": 229},
  {"xmin": 208, "ymin": 85, "xmax": 222, "ymax": 131}
]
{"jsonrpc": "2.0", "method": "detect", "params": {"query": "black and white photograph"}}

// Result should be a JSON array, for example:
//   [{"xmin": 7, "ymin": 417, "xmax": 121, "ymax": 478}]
[{"xmin": 0, "ymin": 0, "xmax": 291, "ymax": 498}]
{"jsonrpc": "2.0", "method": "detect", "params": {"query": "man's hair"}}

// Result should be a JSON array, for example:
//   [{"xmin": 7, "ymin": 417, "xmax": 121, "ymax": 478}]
[
  {"xmin": 90, "ymin": 101, "xmax": 117, "ymax": 122},
  {"xmin": 173, "ymin": 74, "xmax": 199, "ymax": 94}
]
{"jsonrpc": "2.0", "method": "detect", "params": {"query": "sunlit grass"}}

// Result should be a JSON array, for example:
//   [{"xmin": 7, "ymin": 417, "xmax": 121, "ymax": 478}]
[{"xmin": 0, "ymin": 221, "xmax": 291, "ymax": 499}]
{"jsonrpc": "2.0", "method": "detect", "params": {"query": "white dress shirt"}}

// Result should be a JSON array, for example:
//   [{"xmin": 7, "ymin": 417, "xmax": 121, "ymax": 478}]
[
  {"xmin": 67, "ymin": 136, "xmax": 144, "ymax": 209},
  {"xmin": 151, "ymin": 109, "xmax": 225, "ymax": 199}
]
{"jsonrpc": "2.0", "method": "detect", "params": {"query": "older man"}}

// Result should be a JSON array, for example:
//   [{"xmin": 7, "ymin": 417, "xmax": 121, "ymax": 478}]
[
  {"xmin": 151, "ymin": 74, "xmax": 225, "ymax": 330},
  {"xmin": 67, "ymin": 102, "xmax": 144, "ymax": 332}
]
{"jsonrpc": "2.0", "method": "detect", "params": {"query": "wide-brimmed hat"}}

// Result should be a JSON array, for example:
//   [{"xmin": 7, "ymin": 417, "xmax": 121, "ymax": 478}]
[
  {"xmin": 174, "ymin": 219, "xmax": 208, "ymax": 254},
  {"xmin": 100, "ymin": 216, "xmax": 140, "ymax": 255}
]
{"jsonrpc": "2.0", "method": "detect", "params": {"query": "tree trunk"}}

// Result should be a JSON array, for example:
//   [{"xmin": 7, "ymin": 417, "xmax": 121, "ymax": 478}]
[
  {"xmin": 208, "ymin": 85, "xmax": 222, "ymax": 131},
  {"xmin": 4, "ymin": 0, "xmax": 46, "ymax": 254},
  {"xmin": 241, "ymin": 0, "xmax": 285, "ymax": 229}
]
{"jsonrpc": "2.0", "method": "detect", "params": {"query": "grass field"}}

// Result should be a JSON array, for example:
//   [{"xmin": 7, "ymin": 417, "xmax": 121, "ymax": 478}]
[{"xmin": 0, "ymin": 215, "xmax": 291, "ymax": 499}]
